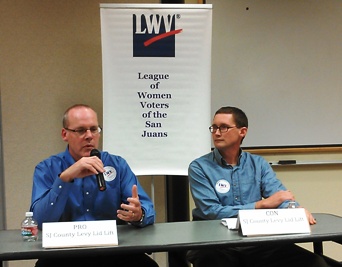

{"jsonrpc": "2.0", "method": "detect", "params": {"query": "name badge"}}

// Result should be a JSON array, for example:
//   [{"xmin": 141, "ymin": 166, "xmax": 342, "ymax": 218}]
[
  {"xmin": 237, "ymin": 208, "xmax": 311, "ymax": 236},
  {"xmin": 42, "ymin": 220, "xmax": 118, "ymax": 248}
]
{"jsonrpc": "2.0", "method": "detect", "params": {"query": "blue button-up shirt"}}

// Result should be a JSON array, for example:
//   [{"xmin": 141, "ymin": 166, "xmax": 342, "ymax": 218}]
[
  {"xmin": 189, "ymin": 148, "xmax": 295, "ymax": 220},
  {"xmin": 30, "ymin": 147, "xmax": 155, "ymax": 229}
]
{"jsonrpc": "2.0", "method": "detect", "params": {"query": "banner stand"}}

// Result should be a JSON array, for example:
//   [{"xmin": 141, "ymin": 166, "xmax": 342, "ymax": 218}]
[{"xmin": 166, "ymin": 175, "xmax": 190, "ymax": 267}]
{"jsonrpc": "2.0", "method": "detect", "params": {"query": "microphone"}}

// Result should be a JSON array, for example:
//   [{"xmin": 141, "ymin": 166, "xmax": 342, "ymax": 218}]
[{"xmin": 90, "ymin": 149, "xmax": 106, "ymax": 191}]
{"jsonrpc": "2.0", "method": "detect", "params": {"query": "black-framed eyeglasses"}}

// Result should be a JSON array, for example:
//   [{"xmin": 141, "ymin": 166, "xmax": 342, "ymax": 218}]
[
  {"xmin": 64, "ymin": 126, "xmax": 102, "ymax": 136},
  {"xmin": 209, "ymin": 125, "xmax": 236, "ymax": 133}
]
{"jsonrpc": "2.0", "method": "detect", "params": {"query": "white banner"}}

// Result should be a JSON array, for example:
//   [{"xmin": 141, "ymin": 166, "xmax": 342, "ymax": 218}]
[{"xmin": 100, "ymin": 4, "xmax": 212, "ymax": 175}]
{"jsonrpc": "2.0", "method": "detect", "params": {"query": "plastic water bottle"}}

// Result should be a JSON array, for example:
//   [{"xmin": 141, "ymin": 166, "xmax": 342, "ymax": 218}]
[{"xmin": 21, "ymin": 211, "xmax": 38, "ymax": 241}]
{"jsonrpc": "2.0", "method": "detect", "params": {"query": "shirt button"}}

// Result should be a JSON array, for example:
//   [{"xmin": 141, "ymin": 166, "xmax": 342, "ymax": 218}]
[
  {"xmin": 50, "ymin": 202, "xmax": 54, "ymax": 205},
  {"xmin": 86, "ymin": 192, "xmax": 89, "ymax": 195},
  {"xmin": 59, "ymin": 185, "xmax": 62, "ymax": 189},
  {"xmin": 86, "ymin": 209, "xmax": 90, "ymax": 212}
]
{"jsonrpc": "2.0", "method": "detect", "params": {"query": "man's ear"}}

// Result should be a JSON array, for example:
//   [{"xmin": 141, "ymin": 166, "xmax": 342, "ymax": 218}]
[
  {"xmin": 240, "ymin": 127, "xmax": 248, "ymax": 138},
  {"xmin": 61, "ymin": 128, "xmax": 68, "ymax": 142}
]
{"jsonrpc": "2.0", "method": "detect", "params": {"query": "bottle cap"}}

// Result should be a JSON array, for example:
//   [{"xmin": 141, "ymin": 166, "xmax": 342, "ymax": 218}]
[{"xmin": 25, "ymin": 211, "xmax": 33, "ymax": 217}]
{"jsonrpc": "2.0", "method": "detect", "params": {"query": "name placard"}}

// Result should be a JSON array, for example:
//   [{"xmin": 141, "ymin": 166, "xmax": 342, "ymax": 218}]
[
  {"xmin": 42, "ymin": 220, "xmax": 118, "ymax": 248},
  {"xmin": 237, "ymin": 208, "xmax": 311, "ymax": 236}
]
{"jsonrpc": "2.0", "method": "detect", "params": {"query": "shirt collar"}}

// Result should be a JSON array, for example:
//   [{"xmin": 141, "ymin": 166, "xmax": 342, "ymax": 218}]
[
  {"xmin": 213, "ymin": 148, "xmax": 243, "ymax": 167},
  {"xmin": 64, "ymin": 146, "xmax": 77, "ymax": 165}
]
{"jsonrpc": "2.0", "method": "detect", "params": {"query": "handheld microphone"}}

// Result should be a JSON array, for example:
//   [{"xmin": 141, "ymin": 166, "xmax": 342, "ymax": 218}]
[{"xmin": 90, "ymin": 149, "xmax": 106, "ymax": 191}]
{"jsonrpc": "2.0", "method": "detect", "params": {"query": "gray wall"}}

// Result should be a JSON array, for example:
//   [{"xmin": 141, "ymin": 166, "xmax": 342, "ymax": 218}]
[
  {"xmin": 0, "ymin": 97, "xmax": 5, "ymax": 230},
  {"xmin": 208, "ymin": 0, "xmax": 342, "ymax": 147}
]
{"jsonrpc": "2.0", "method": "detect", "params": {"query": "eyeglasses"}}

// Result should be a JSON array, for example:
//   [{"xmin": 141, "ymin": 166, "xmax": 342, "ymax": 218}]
[
  {"xmin": 209, "ymin": 125, "xmax": 236, "ymax": 133},
  {"xmin": 64, "ymin": 126, "xmax": 102, "ymax": 136}
]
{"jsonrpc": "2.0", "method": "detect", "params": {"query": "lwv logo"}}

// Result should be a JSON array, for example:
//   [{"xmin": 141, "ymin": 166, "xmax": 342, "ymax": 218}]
[{"xmin": 133, "ymin": 13, "xmax": 182, "ymax": 57}]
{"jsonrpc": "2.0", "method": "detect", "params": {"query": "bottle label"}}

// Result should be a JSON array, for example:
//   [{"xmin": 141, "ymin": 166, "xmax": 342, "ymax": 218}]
[{"xmin": 21, "ymin": 226, "xmax": 38, "ymax": 236}]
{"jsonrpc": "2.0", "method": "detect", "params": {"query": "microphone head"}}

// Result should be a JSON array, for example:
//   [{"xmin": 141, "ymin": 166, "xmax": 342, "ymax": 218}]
[{"xmin": 90, "ymin": 148, "xmax": 101, "ymax": 159}]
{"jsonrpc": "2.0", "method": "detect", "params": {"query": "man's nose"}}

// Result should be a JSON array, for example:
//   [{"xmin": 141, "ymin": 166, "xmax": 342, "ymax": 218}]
[
  {"xmin": 214, "ymin": 128, "xmax": 222, "ymax": 135},
  {"xmin": 84, "ymin": 129, "xmax": 93, "ymax": 138}
]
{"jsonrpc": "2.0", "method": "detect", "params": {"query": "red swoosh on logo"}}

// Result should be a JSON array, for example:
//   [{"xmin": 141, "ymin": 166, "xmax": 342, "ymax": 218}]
[{"xmin": 144, "ymin": 29, "xmax": 183, "ymax": 47}]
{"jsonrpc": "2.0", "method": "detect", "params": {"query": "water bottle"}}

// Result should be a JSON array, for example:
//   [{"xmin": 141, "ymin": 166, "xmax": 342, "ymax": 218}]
[{"xmin": 21, "ymin": 211, "xmax": 38, "ymax": 241}]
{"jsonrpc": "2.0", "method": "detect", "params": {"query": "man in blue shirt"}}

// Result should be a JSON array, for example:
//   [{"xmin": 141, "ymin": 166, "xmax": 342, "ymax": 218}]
[
  {"xmin": 186, "ymin": 106, "xmax": 328, "ymax": 267},
  {"xmin": 30, "ymin": 104, "xmax": 158, "ymax": 267}
]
